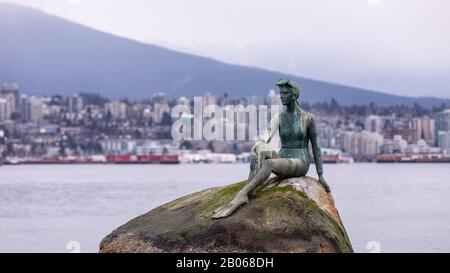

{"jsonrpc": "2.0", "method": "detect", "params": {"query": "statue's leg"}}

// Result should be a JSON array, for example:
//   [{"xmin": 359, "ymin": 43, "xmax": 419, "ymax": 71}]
[
  {"xmin": 213, "ymin": 158, "xmax": 301, "ymax": 219},
  {"xmin": 248, "ymin": 146, "xmax": 277, "ymax": 182},
  {"xmin": 244, "ymin": 158, "xmax": 306, "ymax": 194},
  {"xmin": 272, "ymin": 158, "xmax": 307, "ymax": 178},
  {"xmin": 240, "ymin": 159, "xmax": 274, "ymax": 196}
]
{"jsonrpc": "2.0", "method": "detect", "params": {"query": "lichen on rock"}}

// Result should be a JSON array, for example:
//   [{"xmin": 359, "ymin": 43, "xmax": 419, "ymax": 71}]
[{"xmin": 100, "ymin": 176, "xmax": 353, "ymax": 253}]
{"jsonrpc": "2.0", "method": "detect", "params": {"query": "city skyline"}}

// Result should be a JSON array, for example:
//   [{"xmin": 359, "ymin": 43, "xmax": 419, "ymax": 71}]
[
  {"xmin": 1, "ymin": 83, "xmax": 450, "ymax": 165},
  {"xmin": 1, "ymin": 0, "xmax": 450, "ymax": 98}
]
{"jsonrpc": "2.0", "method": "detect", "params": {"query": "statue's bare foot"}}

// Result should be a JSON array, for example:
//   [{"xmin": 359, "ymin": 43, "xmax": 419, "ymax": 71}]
[{"xmin": 212, "ymin": 194, "xmax": 249, "ymax": 219}]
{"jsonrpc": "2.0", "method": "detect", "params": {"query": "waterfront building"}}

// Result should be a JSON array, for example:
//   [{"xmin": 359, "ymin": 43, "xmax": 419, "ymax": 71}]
[
  {"xmin": 341, "ymin": 130, "xmax": 383, "ymax": 160},
  {"xmin": 411, "ymin": 116, "xmax": 435, "ymax": 146},
  {"xmin": 435, "ymin": 109, "xmax": 450, "ymax": 146},
  {"xmin": 438, "ymin": 131, "xmax": 450, "ymax": 154},
  {"xmin": 381, "ymin": 134, "xmax": 408, "ymax": 154},
  {"xmin": 101, "ymin": 138, "xmax": 137, "ymax": 155}
]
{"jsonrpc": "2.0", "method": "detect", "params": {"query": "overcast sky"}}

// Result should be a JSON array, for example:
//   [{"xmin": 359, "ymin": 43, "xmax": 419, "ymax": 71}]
[{"xmin": 2, "ymin": 0, "xmax": 450, "ymax": 98}]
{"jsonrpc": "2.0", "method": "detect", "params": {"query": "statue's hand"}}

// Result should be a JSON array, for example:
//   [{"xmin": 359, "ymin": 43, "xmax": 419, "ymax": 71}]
[
  {"xmin": 250, "ymin": 141, "xmax": 264, "ymax": 163},
  {"xmin": 251, "ymin": 141, "xmax": 262, "ymax": 156},
  {"xmin": 319, "ymin": 175, "xmax": 331, "ymax": 193}
]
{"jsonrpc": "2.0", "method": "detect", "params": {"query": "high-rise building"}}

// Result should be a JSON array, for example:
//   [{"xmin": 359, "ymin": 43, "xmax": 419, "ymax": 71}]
[
  {"xmin": 436, "ymin": 109, "xmax": 450, "ymax": 129},
  {"xmin": 23, "ymin": 96, "xmax": 43, "ymax": 123},
  {"xmin": 0, "ymin": 93, "xmax": 15, "ymax": 120},
  {"xmin": 341, "ymin": 130, "xmax": 383, "ymax": 159},
  {"xmin": 104, "ymin": 101, "xmax": 127, "ymax": 120},
  {"xmin": 68, "ymin": 94, "xmax": 84, "ymax": 113},
  {"xmin": 1, "ymin": 83, "xmax": 21, "ymax": 111},
  {"xmin": 152, "ymin": 92, "xmax": 170, "ymax": 124},
  {"xmin": 435, "ymin": 109, "xmax": 450, "ymax": 146},
  {"xmin": 411, "ymin": 116, "xmax": 435, "ymax": 145},
  {"xmin": 438, "ymin": 131, "xmax": 450, "ymax": 154},
  {"xmin": 317, "ymin": 123, "xmax": 336, "ymax": 148},
  {"xmin": 0, "ymin": 98, "xmax": 7, "ymax": 120},
  {"xmin": 202, "ymin": 92, "xmax": 216, "ymax": 109},
  {"xmin": 365, "ymin": 115, "xmax": 383, "ymax": 134}
]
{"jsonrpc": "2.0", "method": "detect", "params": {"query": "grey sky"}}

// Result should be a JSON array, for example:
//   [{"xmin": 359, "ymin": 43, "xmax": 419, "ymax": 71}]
[{"xmin": 2, "ymin": 0, "xmax": 450, "ymax": 98}]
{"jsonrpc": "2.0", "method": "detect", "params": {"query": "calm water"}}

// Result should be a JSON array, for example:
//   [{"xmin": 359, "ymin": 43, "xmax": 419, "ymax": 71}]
[{"xmin": 0, "ymin": 163, "xmax": 449, "ymax": 253}]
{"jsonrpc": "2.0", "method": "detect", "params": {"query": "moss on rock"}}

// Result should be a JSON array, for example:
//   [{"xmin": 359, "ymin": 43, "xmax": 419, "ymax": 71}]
[{"xmin": 100, "ymin": 176, "xmax": 353, "ymax": 253}]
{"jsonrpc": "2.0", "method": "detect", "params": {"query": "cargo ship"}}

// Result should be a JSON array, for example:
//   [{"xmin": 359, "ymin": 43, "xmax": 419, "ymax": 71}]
[
  {"xmin": 105, "ymin": 154, "xmax": 180, "ymax": 164},
  {"xmin": 4, "ymin": 154, "xmax": 180, "ymax": 165},
  {"xmin": 377, "ymin": 154, "xmax": 450, "ymax": 163},
  {"xmin": 321, "ymin": 153, "xmax": 354, "ymax": 164}
]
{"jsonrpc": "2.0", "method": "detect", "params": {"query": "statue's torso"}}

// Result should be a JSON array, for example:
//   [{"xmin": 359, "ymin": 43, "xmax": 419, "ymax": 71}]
[{"xmin": 278, "ymin": 110, "xmax": 310, "ymax": 162}]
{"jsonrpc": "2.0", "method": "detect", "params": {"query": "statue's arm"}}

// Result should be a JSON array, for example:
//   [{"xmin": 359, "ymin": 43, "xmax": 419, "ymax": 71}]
[
  {"xmin": 248, "ymin": 114, "xmax": 279, "ymax": 180},
  {"xmin": 309, "ymin": 116, "xmax": 323, "ymax": 175},
  {"xmin": 309, "ymin": 115, "xmax": 331, "ymax": 192}
]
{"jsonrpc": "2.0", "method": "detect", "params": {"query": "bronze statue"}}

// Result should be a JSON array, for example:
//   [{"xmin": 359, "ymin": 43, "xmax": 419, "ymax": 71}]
[{"xmin": 212, "ymin": 78, "xmax": 330, "ymax": 219}]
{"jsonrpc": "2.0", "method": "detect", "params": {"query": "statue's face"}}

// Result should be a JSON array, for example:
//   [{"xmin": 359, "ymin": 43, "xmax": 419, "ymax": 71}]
[{"xmin": 279, "ymin": 85, "xmax": 295, "ymax": 105}]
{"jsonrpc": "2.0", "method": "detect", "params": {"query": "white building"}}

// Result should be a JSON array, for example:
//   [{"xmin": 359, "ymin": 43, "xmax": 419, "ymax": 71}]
[
  {"xmin": 101, "ymin": 139, "xmax": 179, "ymax": 155},
  {"xmin": 411, "ymin": 116, "xmax": 435, "ymax": 145},
  {"xmin": 438, "ymin": 131, "xmax": 450, "ymax": 154},
  {"xmin": 101, "ymin": 139, "xmax": 136, "ymax": 155},
  {"xmin": 0, "ymin": 93, "xmax": 15, "ymax": 120},
  {"xmin": 342, "ymin": 130, "xmax": 383, "ymax": 159},
  {"xmin": 1, "ymin": 83, "xmax": 21, "ymax": 110},
  {"xmin": 152, "ymin": 92, "xmax": 170, "ymax": 124},
  {"xmin": 68, "ymin": 94, "xmax": 84, "ymax": 113},
  {"xmin": 104, "ymin": 101, "xmax": 127, "ymax": 120},
  {"xmin": 0, "ymin": 98, "xmax": 7, "ymax": 120},
  {"xmin": 365, "ymin": 115, "xmax": 383, "ymax": 134},
  {"xmin": 23, "ymin": 96, "xmax": 43, "ymax": 123},
  {"xmin": 202, "ymin": 92, "xmax": 216, "ymax": 109},
  {"xmin": 381, "ymin": 134, "xmax": 408, "ymax": 154}
]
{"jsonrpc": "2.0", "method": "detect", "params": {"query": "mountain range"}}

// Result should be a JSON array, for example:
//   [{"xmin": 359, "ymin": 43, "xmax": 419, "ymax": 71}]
[{"xmin": 0, "ymin": 3, "xmax": 448, "ymax": 107}]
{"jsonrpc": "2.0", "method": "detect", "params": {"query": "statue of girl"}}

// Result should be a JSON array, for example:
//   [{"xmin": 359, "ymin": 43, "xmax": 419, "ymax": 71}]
[{"xmin": 213, "ymin": 78, "xmax": 331, "ymax": 219}]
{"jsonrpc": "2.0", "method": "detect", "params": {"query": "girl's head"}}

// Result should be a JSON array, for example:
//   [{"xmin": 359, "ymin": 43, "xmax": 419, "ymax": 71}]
[{"xmin": 276, "ymin": 78, "xmax": 300, "ymax": 105}]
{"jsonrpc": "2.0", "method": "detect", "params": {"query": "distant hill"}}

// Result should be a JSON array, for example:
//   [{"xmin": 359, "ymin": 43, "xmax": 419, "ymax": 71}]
[{"xmin": 0, "ymin": 3, "xmax": 448, "ymax": 107}]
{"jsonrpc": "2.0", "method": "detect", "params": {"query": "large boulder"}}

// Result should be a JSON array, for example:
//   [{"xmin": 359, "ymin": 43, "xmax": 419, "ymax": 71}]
[{"xmin": 100, "ymin": 176, "xmax": 353, "ymax": 253}]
